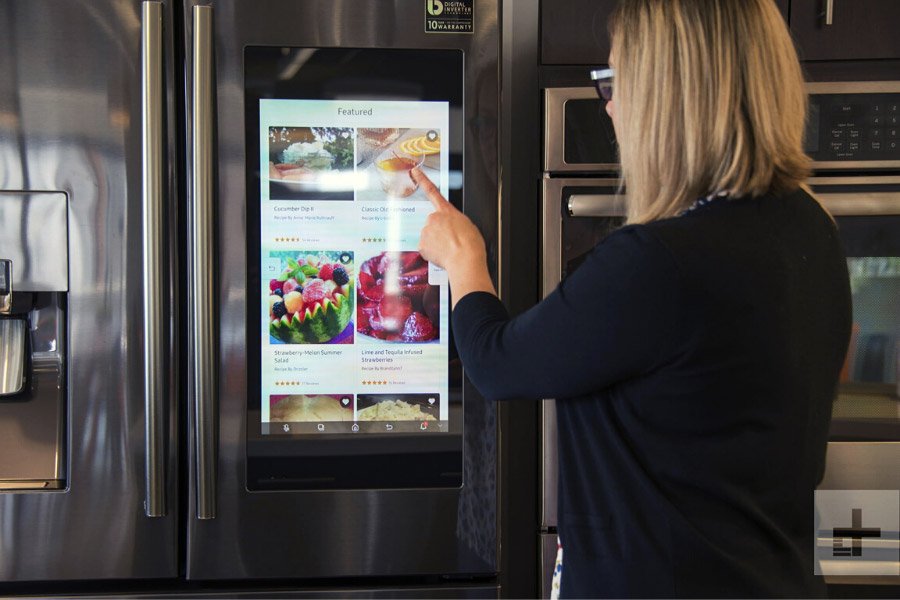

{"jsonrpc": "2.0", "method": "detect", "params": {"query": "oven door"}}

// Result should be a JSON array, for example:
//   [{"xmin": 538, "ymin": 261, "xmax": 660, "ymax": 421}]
[
  {"xmin": 540, "ymin": 177, "xmax": 624, "ymax": 532},
  {"xmin": 812, "ymin": 177, "xmax": 900, "ymax": 583}
]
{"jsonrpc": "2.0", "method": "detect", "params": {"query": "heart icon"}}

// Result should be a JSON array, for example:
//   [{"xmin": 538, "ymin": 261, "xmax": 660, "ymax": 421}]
[
  {"xmin": 341, "ymin": 397, "xmax": 351, "ymax": 407},
  {"xmin": 427, "ymin": 397, "xmax": 436, "ymax": 405}
]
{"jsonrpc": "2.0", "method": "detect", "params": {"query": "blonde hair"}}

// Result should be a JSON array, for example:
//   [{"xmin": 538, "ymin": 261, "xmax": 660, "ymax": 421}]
[{"xmin": 609, "ymin": 0, "xmax": 810, "ymax": 224}]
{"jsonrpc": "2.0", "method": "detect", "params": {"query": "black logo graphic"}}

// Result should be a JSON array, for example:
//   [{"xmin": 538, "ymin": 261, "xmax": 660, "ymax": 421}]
[{"xmin": 832, "ymin": 508, "xmax": 881, "ymax": 557}]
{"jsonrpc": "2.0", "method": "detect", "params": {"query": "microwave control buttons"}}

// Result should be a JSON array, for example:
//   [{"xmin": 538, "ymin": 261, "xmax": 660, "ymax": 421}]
[
  {"xmin": 830, "ymin": 128, "xmax": 845, "ymax": 139},
  {"xmin": 888, "ymin": 115, "xmax": 899, "ymax": 126},
  {"xmin": 870, "ymin": 140, "xmax": 883, "ymax": 152},
  {"xmin": 847, "ymin": 129, "xmax": 860, "ymax": 139},
  {"xmin": 890, "ymin": 103, "xmax": 898, "ymax": 113},
  {"xmin": 848, "ymin": 141, "xmax": 860, "ymax": 152},
  {"xmin": 872, "ymin": 115, "xmax": 883, "ymax": 126},
  {"xmin": 870, "ymin": 128, "xmax": 883, "ymax": 139},
  {"xmin": 889, "ymin": 128, "xmax": 899, "ymax": 139}
]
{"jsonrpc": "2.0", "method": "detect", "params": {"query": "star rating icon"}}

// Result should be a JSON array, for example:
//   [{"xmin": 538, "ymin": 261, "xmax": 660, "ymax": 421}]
[
  {"xmin": 275, "ymin": 381, "xmax": 302, "ymax": 386},
  {"xmin": 362, "ymin": 237, "xmax": 387, "ymax": 243},
  {"xmin": 274, "ymin": 237, "xmax": 301, "ymax": 243},
  {"xmin": 361, "ymin": 380, "xmax": 389, "ymax": 385}
]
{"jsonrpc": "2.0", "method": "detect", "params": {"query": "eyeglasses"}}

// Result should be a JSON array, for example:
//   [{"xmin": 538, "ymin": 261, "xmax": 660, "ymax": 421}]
[{"xmin": 590, "ymin": 68, "xmax": 614, "ymax": 102}]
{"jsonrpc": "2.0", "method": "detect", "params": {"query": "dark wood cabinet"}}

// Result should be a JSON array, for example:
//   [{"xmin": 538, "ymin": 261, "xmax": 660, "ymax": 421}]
[
  {"xmin": 790, "ymin": 0, "xmax": 900, "ymax": 61},
  {"xmin": 540, "ymin": 0, "xmax": 615, "ymax": 65},
  {"xmin": 541, "ymin": 0, "xmax": 790, "ymax": 66}
]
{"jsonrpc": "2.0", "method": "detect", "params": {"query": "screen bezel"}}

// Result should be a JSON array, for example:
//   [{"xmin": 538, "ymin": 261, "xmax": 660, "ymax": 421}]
[{"xmin": 244, "ymin": 46, "xmax": 465, "ymax": 491}]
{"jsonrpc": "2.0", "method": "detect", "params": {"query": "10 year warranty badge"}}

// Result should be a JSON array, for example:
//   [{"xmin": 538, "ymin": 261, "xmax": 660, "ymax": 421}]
[{"xmin": 425, "ymin": 0, "xmax": 474, "ymax": 34}]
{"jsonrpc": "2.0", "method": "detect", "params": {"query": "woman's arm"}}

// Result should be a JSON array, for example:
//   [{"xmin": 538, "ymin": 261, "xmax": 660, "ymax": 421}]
[
  {"xmin": 414, "ymin": 168, "xmax": 686, "ymax": 402},
  {"xmin": 413, "ymin": 168, "xmax": 496, "ymax": 308}
]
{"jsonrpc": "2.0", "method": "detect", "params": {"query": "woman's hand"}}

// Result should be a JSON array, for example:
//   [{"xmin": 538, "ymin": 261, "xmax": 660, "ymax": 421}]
[{"xmin": 412, "ymin": 167, "xmax": 496, "ymax": 308}]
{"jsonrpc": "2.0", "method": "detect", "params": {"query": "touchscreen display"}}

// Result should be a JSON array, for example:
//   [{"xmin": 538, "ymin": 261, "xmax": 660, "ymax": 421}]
[{"xmin": 258, "ymin": 99, "xmax": 452, "ymax": 436}]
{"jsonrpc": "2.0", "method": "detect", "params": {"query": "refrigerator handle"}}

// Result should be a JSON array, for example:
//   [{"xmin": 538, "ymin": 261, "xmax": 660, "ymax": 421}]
[
  {"xmin": 192, "ymin": 4, "xmax": 217, "ymax": 520},
  {"xmin": 141, "ymin": 0, "xmax": 167, "ymax": 519}
]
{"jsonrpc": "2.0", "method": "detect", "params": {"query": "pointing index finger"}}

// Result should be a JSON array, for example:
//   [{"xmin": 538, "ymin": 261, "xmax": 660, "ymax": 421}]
[{"xmin": 410, "ymin": 167, "xmax": 449, "ymax": 211}]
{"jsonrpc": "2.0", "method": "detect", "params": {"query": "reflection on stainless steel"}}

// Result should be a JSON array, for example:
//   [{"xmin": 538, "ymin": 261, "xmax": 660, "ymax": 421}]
[
  {"xmin": 0, "ymin": 319, "xmax": 25, "ymax": 396},
  {"xmin": 183, "ymin": 0, "xmax": 498, "ymax": 580},
  {"xmin": 142, "ymin": 0, "xmax": 166, "ymax": 519},
  {"xmin": 191, "ymin": 3, "xmax": 217, "ymax": 522},
  {"xmin": 0, "ymin": 192, "xmax": 68, "ymax": 292},
  {"xmin": 0, "ymin": 0, "xmax": 178, "ymax": 581}
]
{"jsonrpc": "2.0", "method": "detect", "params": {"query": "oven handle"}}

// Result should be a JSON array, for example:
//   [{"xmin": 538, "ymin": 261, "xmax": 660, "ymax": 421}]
[
  {"xmin": 191, "ymin": 3, "xmax": 217, "ymax": 521},
  {"xmin": 825, "ymin": 0, "xmax": 834, "ymax": 26},
  {"xmin": 540, "ymin": 177, "xmax": 623, "ymax": 528},
  {"xmin": 568, "ymin": 193, "xmax": 627, "ymax": 218},
  {"xmin": 816, "ymin": 192, "xmax": 900, "ymax": 216},
  {"xmin": 141, "ymin": 0, "xmax": 166, "ymax": 519}
]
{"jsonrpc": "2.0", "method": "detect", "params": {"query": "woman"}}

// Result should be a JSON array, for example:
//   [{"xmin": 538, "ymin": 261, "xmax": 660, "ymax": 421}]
[{"xmin": 415, "ymin": 0, "xmax": 852, "ymax": 597}]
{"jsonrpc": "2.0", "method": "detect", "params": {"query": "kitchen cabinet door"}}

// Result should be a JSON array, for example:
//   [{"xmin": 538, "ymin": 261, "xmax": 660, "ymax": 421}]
[
  {"xmin": 541, "ymin": 0, "xmax": 615, "ymax": 65},
  {"xmin": 540, "ymin": 0, "xmax": 789, "ymax": 66},
  {"xmin": 790, "ymin": 0, "xmax": 900, "ymax": 61}
]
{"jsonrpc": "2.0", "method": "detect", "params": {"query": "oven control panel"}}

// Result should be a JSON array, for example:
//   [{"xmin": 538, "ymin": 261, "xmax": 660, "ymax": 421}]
[{"xmin": 806, "ymin": 90, "xmax": 900, "ymax": 164}]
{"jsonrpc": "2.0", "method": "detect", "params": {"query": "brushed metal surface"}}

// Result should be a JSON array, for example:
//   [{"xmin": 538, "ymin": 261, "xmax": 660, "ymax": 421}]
[
  {"xmin": 0, "ymin": 0, "xmax": 178, "ymax": 580},
  {"xmin": 191, "ymin": 3, "xmax": 217, "ymax": 522},
  {"xmin": 0, "ymin": 318, "xmax": 25, "ymax": 396},
  {"xmin": 543, "ymin": 87, "xmax": 618, "ymax": 173},
  {"xmin": 805, "ymin": 81, "xmax": 900, "ymax": 95},
  {"xmin": 142, "ymin": 0, "xmax": 166, "ymax": 519},
  {"xmin": 825, "ymin": 0, "xmax": 834, "ymax": 26},
  {"xmin": 0, "ymin": 192, "xmax": 68, "ymax": 292},
  {"xmin": 183, "ymin": 0, "xmax": 499, "ymax": 580}
]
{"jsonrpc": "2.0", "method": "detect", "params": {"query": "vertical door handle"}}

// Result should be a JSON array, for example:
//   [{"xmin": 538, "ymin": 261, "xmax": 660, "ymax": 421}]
[
  {"xmin": 192, "ymin": 3, "xmax": 217, "ymax": 520},
  {"xmin": 825, "ymin": 0, "xmax": 834, "ymax": 25},
  {"xmin": 142, "ymin": 0, "xmax": 166, "ymax": 518}
]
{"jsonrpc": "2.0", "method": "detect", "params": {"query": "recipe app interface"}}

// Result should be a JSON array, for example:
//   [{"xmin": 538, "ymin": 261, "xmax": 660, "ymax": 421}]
[{"xmin": 259, "ymin": 99, "xmax": 451, "ymax": 436}]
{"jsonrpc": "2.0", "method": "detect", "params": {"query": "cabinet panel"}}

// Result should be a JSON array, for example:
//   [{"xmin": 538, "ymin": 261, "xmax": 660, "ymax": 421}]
[
  {"xmin": 790, "ymin": 0, "xmax": 900, "ymax": 61},
  {"xmin": 541, "ymin": 0, "xmax": 614, "ymax": 66},
  {"xmin": 541, "ymin": 0, "xmax": 789, "ymax": 66}
]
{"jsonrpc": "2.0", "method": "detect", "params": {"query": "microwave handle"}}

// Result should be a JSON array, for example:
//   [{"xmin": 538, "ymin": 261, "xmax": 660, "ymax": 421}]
[
  {"xmin": 141, "ymin": 0, "xmax": 167, "ymax": 519},
  {"xmin": 825, "ymin": 0, "xmax": 834, "ymax": 25},
  {"xmin": 192, "ymin": 3, "xmax": 217, "ymax": 521}
]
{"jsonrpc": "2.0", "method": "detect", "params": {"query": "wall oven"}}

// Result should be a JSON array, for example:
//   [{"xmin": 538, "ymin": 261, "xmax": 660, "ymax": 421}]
[{"xmin": 539, "ymin": 82, "xmax": 900, "ymax": 594}]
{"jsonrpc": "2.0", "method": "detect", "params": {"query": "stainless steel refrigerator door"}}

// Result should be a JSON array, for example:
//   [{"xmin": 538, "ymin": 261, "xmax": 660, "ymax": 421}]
[
  {"xmin": 0, "ymin": 0, "xmax": 179, "ymax": 580},
  {"xmin": 183, "ymin": 0, "xmax": 499, "ymax": 580}
]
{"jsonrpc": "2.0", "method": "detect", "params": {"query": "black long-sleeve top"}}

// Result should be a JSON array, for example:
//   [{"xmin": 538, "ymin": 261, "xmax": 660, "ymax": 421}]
[{"xmin": 452, "ymin": 188, "xmax": 852, "ymax": 598}]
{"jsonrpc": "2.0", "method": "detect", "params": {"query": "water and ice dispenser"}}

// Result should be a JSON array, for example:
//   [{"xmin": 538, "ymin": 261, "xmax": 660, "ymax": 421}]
[{"xmin": 0, "ymin": 192, "xmax": 68, "ymax": 490}]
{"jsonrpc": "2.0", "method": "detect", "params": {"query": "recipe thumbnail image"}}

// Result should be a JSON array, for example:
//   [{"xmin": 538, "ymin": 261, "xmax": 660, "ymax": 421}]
[
  {"xmin": 356, "ymin": 394, "xmax": 439, "ymax": 422},
  {"xmin": 356, "ymin": 251, "xmax": 440, "ymax": 343},
  {"xmin": 269, "ymin": 394, "xmax": 354, "ymax": 422},
  {"xmin": 355, "ymin": 128, "xmax": 442, "ymax": 201},
  {"xmin": 268, "ymin": 126, "xmax": 355, "ymax": 201},
  {"xmin": 267, "ymin": 250, "xmax": 354, "ymax": 345}
]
